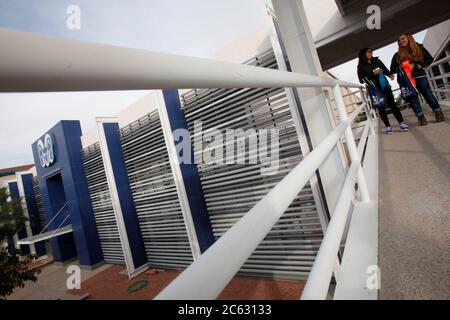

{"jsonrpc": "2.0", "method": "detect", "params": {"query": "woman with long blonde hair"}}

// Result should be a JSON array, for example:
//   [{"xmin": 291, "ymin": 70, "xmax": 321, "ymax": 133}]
[{"xmin": 390, "ymin": 33, "xmax": 445, "ymax": 126}]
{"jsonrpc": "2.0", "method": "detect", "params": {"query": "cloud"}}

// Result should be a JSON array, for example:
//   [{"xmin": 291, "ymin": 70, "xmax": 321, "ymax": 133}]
[
  {"xmin": 0, "ymin": 0, "xmax": 269, "ymax": 168},
  {"xmin": 0, "ymin": 91, "xmax": 150, "ymax": 167},
  {"xmin": 0, "ymin": 1, "xmax": 429, "ymax": 168}
]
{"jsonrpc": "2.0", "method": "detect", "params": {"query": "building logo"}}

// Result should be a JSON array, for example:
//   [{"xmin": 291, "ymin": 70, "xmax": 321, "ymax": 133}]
[{"xmin": 37, "ymin": 134, "xmax": 55, "ymax": 168}]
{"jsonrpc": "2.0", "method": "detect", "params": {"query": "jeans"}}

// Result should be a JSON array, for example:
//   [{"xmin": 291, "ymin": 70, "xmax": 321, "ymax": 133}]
[
  {"xmin": 408, "ymin": 77, "xmax": 442, "ymax": 117},
  {"xmin": 378, "ymin": 87, "xmax": 404, "ymax": 127}
]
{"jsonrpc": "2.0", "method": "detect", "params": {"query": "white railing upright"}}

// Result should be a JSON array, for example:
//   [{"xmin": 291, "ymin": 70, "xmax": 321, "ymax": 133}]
[{"xmin": 426, "ymin": 56, "xmax": 450, "ymax": 101}]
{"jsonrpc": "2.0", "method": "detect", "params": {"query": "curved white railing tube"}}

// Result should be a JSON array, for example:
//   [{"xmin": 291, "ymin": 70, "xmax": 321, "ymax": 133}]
[
  {"xmin": 0, "ymin": 28, "xmax": 362, "ymax": 93},
  {"xmin": 333, "ymin": 85, "xmax": 370, "ymax": 203},
  {"xmin": 301, "ymin": 161, "xmax": 360, "ymax": 300},
  {"xmin": 155, "ymin": 104, "xmax": 364, "ymax": 300},
  {"xmin": 425, "ymin": 57, "xmax": 450, "ymax": 101},
  {"xmin": 426, "ymin": 55, "xmax": 450, "ymax": 69}
]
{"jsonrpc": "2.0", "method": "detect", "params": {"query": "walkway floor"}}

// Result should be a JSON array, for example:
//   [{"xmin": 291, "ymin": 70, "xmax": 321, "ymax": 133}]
[
  {"xmin": 7, "ymin": 260, "xmax": 111, "ymax": 300},
  {"xmin": 7, "ymin": 262, "xmax": 304, "ymax": 300},
  {"xmin": 68, "ymin": 265, "xmax": 304, "ymax": 300},
  {"xmin": 379, "ymin": 101, "xmax": 450, "ymax": 300}
]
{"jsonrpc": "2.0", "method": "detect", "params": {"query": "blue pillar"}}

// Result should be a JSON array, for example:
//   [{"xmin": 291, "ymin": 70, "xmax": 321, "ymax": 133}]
[
  {"xmin": 20, "ymin": 173, "xmax": 47, "ymax": 257},
  {"xmin": 8, "ymin": 181, "xmax": 30, "ymax": 254},
  {"xmin": 101, "ymin": 122, "xmax": 147, "ymax": 271},
  {"xmin": 0, "ymin": 186, "xmax": 15, "ymax": 251},
  {"xmin": 162, "ymin": 89, "xmax": 215, "ymax": 253},
  {"xmin": 44, "ymin": 174, "xmax": 78, "ymax": 263}
]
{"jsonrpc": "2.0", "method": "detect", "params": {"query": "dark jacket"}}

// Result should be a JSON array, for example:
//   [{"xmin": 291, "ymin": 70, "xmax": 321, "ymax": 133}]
[
  {"xmin": 357, "ymin": 56, "xmax": 392, "ymax": 90},
  {"xmin": 390, "ymin": 44, "xmax": 434, "ymax": 78}
]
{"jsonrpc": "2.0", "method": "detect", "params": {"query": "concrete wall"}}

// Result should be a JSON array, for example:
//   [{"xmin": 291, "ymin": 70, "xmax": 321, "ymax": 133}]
[
  {"xmin": 302, "ymin": 0, "xmax": 450, "ymax": 69},
  {"xmin": 208, "ymin": 24, "xmax": 272, "ymax": 63},
  {"xmin": 423, "ymin": 19, "xmax": 450, "ymax": 58},
  {"xmin": 0, "ymin": 174, "xmax": 15, "ymax": 187},
  {"xmin": 81, "ymin": 92, "xmax": 162, "ymax": 148}
]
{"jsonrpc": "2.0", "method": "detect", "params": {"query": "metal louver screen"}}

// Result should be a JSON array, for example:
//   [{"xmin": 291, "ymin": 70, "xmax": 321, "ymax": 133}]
[
  {"xmin": 181, "ymin": 49, "xmax": 324, "ymax": 280},
  {"xmin": 32, "ymin": 176, "xmax": 46, "ymax": 230},
  {"xmin": 82, "ymin": 143, "xmax": 125, "ymax": 264},
  {"xmin": 120, "ymin": 110, "xmax": 194, "ymax": 270}
]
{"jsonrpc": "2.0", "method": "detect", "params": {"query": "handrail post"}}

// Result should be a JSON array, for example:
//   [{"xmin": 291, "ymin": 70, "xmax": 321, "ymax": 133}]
[
  {"xmin": 438, "ymin": 63, "xmax": 449, "ymax": 100},
  {"xmin": 333, "ymin": 85, "xmax": 371, "ymax": 203},
  {"xmin": 359, "ymin": 87, "xmax": 376, "ymax": 135},
  {"xmin": 426, "ymin": 69, "xmax": 440, "ymax": 101},
  {"xmin": 301, "ymin": 161, "xmax": 360, "ymax": 300}
]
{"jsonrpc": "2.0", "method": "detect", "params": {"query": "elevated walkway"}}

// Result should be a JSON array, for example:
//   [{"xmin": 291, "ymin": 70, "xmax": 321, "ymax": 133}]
[{"xmin": 379, "ymin": 102, "xmax": 450, "ymax": 300}]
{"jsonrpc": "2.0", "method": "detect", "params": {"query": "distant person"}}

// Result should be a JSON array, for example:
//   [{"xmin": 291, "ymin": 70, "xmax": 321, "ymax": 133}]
[
  {"xmin": 358, "ymin": 48, "xmax": 409, "ymax": 134},
  {"xmin": 390, "ymin": 32, "xmax": 445, "ymax": 126}
]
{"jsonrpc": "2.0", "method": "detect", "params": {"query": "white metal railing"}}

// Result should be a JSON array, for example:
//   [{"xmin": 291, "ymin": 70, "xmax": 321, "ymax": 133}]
[
  {"xmin": 301, "ymin": 160, "xmax": 360, "ymax": 299},
  {"xmin": 155, "ymin": 83, "xmax": 375, "ymax": 300},
  {"xmin": 426, "ymin": 55, "xmax": 450, "ymax": 101},
  {"xmin": 0, "ymin": 27, "xmax": 365, "ymax": 92},
  {"xmin": 0, "ymin": 28, "xmax": 378, "ymax": 300}
]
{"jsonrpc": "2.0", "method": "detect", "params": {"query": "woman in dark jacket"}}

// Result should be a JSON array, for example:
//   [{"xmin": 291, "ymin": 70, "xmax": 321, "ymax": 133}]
[
  {"xmin": 358, "ymin": 48, "xmax": 409, "ymax": 134},
  {"xmin": 390, "ymin": 32, "xmax": 445, "ymax": 126}
]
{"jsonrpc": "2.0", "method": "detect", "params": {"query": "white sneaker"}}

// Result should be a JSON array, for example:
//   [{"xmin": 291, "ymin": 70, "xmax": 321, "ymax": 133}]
[
  {"xmin": 400, "ymin": 123, "xmax": 409, "ymax": 132},
  {"xmin": 385, "ymin": 127, "xmax": 393, "ymax": 134}
]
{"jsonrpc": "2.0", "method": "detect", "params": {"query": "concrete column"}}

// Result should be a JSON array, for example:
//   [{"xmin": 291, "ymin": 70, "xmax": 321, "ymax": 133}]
[
  {"xmin": 265, "ymin": 8, "xmax": 330, "ymax": 238},
  {"xmin": 272, "ymin": 0, "xmax": 348, "ymax": 213}
]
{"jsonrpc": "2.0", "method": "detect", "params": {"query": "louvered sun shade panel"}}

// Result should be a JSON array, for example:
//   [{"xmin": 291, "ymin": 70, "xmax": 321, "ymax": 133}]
[
  {"xmin": 120, "ymin": 110, "xmax": 194, "ymax": 270},
  {"xmin": 32, "ymin": 176, "xmax": 47, "ymax": 230},
  {"xmin": 181, "ymin": 49, "xmax": 324, "ymax": 280},
  {"xmin": 82, "ymin": 143, "xmax": 125, "ymax": 264}
]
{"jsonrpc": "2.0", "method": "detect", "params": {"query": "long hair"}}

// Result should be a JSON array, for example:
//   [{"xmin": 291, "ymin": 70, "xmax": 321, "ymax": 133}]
[
  {"xmin": 397, "ymin": 33, "xmax": 424, "ymax": 63},
  {"xmin": 358, "ymin": 48, "xmax": 371, "ymax": 64}
]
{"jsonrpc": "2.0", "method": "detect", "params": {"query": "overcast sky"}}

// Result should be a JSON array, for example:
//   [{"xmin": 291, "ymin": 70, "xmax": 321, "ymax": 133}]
[{"xmin": 0, "ymin": 0, "xmax": 427, "ymax": 168}]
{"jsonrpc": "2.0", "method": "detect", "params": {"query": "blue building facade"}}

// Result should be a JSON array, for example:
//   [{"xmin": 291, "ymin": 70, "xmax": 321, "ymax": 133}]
[
  {"xmin": 31, "ymin": 121, "xmax": 103, "ymax": 267},
  {"xmin": 14, "ymin": 91, "xmax": 215, "ymax": 274}
]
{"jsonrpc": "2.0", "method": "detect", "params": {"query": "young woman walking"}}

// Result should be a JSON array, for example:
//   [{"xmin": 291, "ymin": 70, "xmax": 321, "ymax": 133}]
[
  {"xmin": 390, "ymin": 33, "xmax": 445, "ymax": 126},
  {"xmin": 358, "ymin": 48, "xmax": 409, "ymax": 134}
]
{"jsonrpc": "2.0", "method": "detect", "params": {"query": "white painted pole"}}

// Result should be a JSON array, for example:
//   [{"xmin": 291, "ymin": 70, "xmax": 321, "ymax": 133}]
[
  {"xmin": 155, "ymin": 105, "xmax": 364, "ymax": 300},
  {"xmin": 333, "ymin": 85, "xmax": 371, "ymax": 203},
  {"xmin": 0, "ymin": 28, "xmax": 361, "ymax": 93},
  {"xmin": 272, "ymin": 0, "xmax": 351, "ymax": 221}
]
